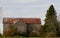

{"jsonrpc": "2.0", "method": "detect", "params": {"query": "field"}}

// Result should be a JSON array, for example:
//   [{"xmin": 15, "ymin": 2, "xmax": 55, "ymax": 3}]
[
  {"xmin": 0, "ymin": 36, "xmax": 60, "ymax": 38},
  {"xmin": 0, "ymin": 37, "xmax": 46, "ymax": 38}
]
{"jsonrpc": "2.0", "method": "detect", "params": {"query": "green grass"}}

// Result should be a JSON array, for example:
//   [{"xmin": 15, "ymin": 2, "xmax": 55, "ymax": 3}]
[
  {"xmin": 0, "ymin": 37, "xmax": 59, "ymax": 38},
  {"xmin": 0, "ymin": 36, "xmax": 46, "ymax": 38}
]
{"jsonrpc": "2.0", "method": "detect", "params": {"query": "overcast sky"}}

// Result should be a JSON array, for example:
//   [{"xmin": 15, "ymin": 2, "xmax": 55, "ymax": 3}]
[{"xmin": 0, "ymin": 0, "xmax": 60, "ymax": 34}]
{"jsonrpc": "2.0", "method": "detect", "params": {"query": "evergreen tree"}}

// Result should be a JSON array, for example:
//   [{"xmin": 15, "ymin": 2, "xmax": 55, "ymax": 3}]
[{"xmin": 45, "ymin": 5, "xmax": 58, "ymax": 33}]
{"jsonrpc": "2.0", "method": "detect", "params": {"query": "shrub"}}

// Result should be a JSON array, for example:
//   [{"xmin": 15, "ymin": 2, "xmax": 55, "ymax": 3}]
[
  {"xmin": 46, "ymin": 31, "xmax": 56, "ymax": 37},
  {"xmin": 0, "ymin": 34, "xmax": 3, "ymax": 37},
  {"xmin": 4, "ymin": 25, "xmax": 17, "ymax": 37}
]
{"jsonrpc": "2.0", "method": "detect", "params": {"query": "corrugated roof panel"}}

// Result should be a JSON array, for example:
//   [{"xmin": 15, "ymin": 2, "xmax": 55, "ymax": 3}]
[{"xmin": 3, "ymin": 18, "xmax": 41, "ymax": 24}]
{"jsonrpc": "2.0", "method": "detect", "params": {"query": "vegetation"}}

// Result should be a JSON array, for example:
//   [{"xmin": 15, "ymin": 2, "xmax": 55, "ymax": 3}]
[
  {"xmin": 39, "ymin": 5, "xmax": 59, "ymax": 37},
  {"xmin": 2, "ymin": 5, "xmax": 60, "ymax": 37},
  {"xmin": 0, "ymin": 33, "xmax": 3, "ymax": 37},
  {"xmin": 4, "ymin": 25, "xmax": 18, "ymax": 37},
  {"xmin": 45, "ymin": 5, "xmax": 58, "ymax": 32},
  {"xmin": 44, "ymin": 5, "xmax": 58, "ymax": 36}
]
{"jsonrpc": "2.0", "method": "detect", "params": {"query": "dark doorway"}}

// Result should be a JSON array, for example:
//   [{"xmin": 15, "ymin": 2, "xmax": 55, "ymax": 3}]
[{"xmin": 26, "ymin": 24, "xmax": 33, "ymax": 36}]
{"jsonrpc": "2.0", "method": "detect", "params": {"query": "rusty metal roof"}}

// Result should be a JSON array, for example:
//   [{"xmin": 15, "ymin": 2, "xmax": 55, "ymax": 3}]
[{"xmin": 3, "ymin": 18, "xmax": 41, "ymax": 24}]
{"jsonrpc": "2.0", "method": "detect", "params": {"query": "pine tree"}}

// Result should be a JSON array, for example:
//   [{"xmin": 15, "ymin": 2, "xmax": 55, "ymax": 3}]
[{"xmin": 45, "ymin": 5, "xmax": 58, "ymax": 33}]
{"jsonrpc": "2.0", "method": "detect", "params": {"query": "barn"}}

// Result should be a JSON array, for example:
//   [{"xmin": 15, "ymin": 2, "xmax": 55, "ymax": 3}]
[{"xmin": 3, "ymin": 18, "xmax": 41, "ymax": 36}]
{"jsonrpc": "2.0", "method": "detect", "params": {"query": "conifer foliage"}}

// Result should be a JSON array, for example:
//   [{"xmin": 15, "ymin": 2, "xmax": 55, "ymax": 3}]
[{"xmin": 45, "ymin": 5, "xmax": 58, "ymax": 34}]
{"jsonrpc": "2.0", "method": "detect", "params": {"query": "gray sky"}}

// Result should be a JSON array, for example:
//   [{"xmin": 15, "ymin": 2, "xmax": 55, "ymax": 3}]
[{"xmin": 0, "ymin": 0, "xmax": 60, "ymax": 34}]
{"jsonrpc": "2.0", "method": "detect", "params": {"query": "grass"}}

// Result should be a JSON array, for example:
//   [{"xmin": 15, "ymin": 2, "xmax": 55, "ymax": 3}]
[
  {"xmin": 0, "ymin": 36, "xmax": 46, "ymax": 38},
  {"xmin": 0, "ymin": 37, "xmax": 46, "ymax": 38},
  {"xmin": 0, "ymin": 36, "xmax": 59, "ymax": 38}
]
